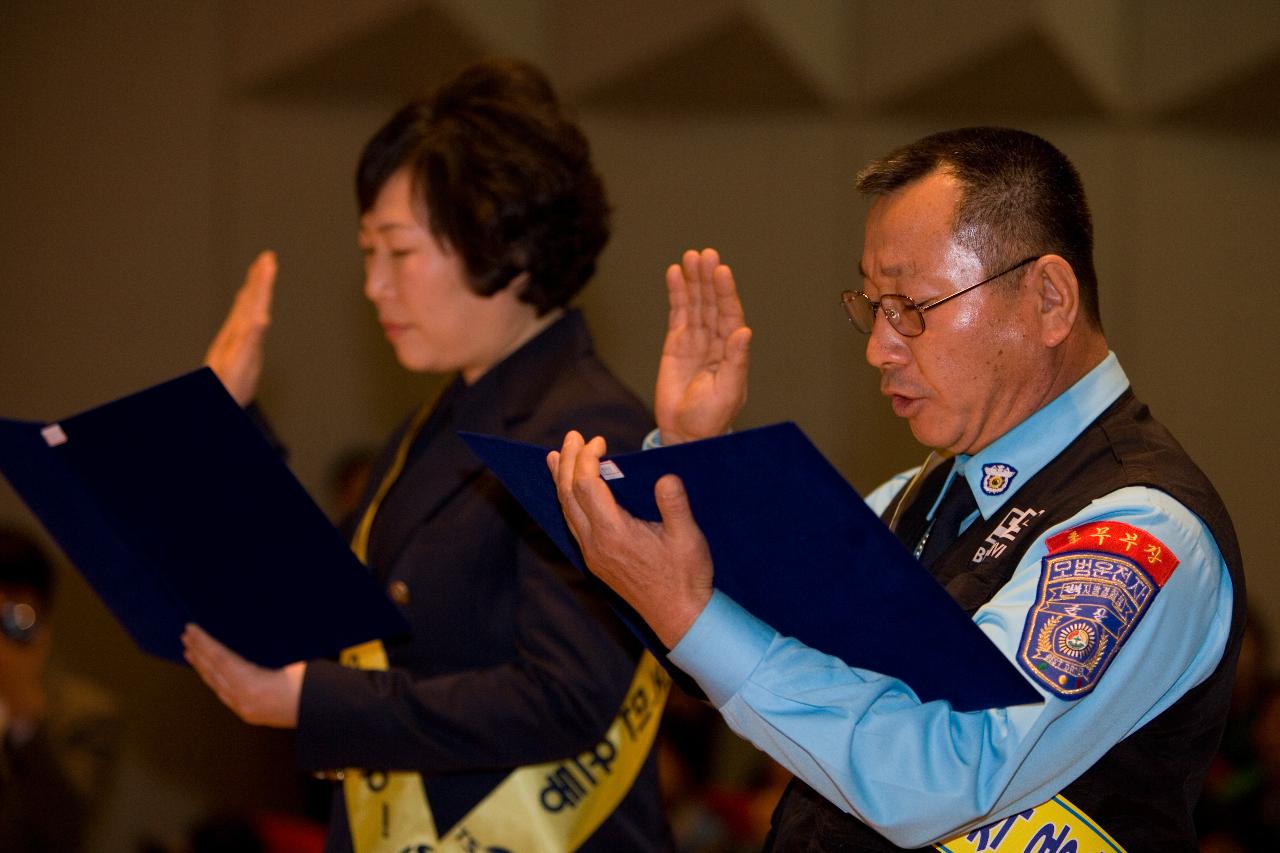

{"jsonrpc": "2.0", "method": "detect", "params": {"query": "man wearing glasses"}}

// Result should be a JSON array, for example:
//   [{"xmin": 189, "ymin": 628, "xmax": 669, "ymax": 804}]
[{"xmin": 550, "ymin": 127, "xmax": 1243, "ymax": 850}]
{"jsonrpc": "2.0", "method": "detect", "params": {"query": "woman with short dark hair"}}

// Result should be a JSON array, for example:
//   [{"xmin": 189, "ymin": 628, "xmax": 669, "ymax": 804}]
[{"xmin": 185, "ymin": 59, "xmax": 671, "ymax": 853}]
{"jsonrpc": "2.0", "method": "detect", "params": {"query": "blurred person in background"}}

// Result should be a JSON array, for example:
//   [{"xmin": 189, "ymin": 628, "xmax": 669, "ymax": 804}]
[
  {"xmin": 1197, "ymin": 614, "xmax": 1280, "ymax": 851},
  {"xmin": 0, "ymin": 524, "xmax": 120, "ymax": 852}
]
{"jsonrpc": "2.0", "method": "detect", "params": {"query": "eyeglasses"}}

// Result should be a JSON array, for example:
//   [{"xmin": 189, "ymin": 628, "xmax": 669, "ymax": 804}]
[{"xmin": 841, "ymin": 255, "xmax": 1041, "ymax": 337}]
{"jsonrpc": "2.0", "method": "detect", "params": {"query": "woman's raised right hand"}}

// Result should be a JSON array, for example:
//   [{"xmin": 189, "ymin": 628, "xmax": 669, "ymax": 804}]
[{"xmin": 204, "ymin": 250, "xmax": 277, "ymax": 407}]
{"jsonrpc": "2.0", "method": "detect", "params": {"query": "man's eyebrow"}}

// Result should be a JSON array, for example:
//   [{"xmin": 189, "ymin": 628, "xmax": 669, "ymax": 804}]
[{"xmin": 857, "ymin": 263, "xmax": 903, "ymax": 279}]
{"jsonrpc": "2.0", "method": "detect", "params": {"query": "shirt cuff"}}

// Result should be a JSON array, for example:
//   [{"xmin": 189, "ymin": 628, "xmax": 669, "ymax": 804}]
[{"xmin": 668, "ymin": 590, "xmax": 776, "ymax": 708}]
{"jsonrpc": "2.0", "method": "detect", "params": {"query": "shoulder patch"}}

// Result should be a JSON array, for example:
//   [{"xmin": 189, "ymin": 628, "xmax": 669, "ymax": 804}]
[
  {"xmin": 1045, "ymin": 520, "xmax": 1179, "ymax": 586},
  {"xmin": 1018, "ymin": 550, "xmax": 1160, "ymax": 699}
]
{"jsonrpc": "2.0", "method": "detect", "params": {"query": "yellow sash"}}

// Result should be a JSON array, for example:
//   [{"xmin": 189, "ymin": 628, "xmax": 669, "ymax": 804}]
[
  {"xmin": 935, "ymin": 794, "xmax": 1126, "ymax": 852},
  {"xmin": 341, "ymin": 404, "xmax": 667, "ymax": 852}
]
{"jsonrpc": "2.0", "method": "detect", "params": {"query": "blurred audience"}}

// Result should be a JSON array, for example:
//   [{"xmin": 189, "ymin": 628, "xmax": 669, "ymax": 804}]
[
  {"xmin": 0, "ymin": 524, "xmax": 120, "ymax": 851},
  {"xmin": 658, "ymin": 688, "xmax": 790, "ymax": 852},
  {"xmin": 1197, "ymin": 611, "xmax": 1280, "ymax": 850},
  {"xmin": 324, "ymin": 446, "xmax": 377, "ymax": 531}
]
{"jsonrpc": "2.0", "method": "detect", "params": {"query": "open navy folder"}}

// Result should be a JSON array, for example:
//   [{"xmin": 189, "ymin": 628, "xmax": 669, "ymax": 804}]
[
  {"xmin": 0, "ymin": 368, "xmax": 409, "ymax": 667},
  {"xmin": 462, "ymin": 425, "xmax": 1042, "ymax": 712}
]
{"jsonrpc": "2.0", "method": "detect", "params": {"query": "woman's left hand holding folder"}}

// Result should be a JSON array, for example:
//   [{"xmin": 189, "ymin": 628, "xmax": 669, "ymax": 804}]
[{"xmin": 181, "ymin": 622, "xmax": 303, "ymax": 728}]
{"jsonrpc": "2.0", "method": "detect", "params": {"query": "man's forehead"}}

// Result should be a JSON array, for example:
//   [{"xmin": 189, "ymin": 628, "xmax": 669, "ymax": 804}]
[
  {"xmin": 867, "ymin": 173, "xmax": 961, "ymax": 234},
  {"xmin": 859, "ymin": 175, "xmax": 975, "ymax": 275}
]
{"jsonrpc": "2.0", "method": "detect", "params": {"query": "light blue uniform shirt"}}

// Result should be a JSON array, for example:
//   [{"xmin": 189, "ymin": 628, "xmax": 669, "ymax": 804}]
[{"xmin": 668, "ymin": 353, "xmax": 1233, "ymax": 847}]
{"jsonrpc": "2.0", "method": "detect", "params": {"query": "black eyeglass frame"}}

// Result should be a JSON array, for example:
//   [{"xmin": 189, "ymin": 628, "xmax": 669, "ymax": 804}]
[{"xmin": 841, "ymin": 254, "xmax": 1043, "ymax": 337}]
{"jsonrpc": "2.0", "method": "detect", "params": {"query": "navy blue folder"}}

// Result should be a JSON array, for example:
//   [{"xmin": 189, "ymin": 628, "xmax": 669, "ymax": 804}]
[
  {"xmin": 462, "ymin": 425, "xmax": 1042, "ymax": 712},
  {"xmin": 0, "ymin": 368, "xmax": 409, "ymax": 667}
]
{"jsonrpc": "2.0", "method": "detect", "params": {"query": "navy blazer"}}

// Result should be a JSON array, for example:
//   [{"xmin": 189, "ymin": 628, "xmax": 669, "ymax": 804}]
[{"xmin": 296, "ymin": 310, "xmax": 671, "ymax": 851}]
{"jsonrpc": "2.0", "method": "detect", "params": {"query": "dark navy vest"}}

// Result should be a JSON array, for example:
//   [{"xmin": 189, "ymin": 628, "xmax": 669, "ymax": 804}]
[{"xmin": 764, "ymin": 390, "xmax": 1246, "ymax": 851}]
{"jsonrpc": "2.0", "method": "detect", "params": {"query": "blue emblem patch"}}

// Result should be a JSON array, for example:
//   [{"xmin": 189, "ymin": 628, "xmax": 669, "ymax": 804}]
[
  {"xmin": 981, "ymin": 463, "xmax": 1017, "ymax": 495},
  {"xmin": 1018, "ymin": 550, "xmax": 1158, "ymax": 699}
]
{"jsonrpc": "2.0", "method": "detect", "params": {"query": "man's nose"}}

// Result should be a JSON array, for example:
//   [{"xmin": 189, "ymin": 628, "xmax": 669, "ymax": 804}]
[{"xmin": 865, "ymin": 311, "xmax": 909, "ymax": 369}]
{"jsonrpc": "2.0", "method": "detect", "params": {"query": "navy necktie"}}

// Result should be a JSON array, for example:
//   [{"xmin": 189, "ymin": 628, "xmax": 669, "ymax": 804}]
[{"xmin": 919, "ymin": 472, "xmax": 978, "ymax": 567}]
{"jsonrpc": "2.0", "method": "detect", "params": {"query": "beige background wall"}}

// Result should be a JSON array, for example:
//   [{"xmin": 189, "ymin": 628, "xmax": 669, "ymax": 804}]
[{"xmin": 2, "ymin": 2, "xmax": 1277, "ymax": 848}]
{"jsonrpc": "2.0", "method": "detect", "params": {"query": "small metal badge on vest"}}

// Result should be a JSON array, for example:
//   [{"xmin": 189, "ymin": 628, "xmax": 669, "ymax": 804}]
[{"xmin": 980, "ymin": 462, "xmax": 1017, "ymax": 495}]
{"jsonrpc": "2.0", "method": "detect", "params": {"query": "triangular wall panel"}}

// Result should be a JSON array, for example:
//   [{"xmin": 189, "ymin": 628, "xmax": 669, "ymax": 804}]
[
  {"xmin": 573, "ymin": 9, "xmax": 831, "ymax": 114},
  {"xmin": 1160, "ymin": 49, "xmax": 1280, "ymax": 135},
  {"xmin": 871, "ymin": 26, "xmax": 1110, "ymax": 122},
  {"xmin": 236, "ymin": 2, "xmax": 490, "ymax": 103}
]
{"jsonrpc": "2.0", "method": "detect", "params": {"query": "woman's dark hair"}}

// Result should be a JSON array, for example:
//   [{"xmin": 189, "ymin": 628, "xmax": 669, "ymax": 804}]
[{"xmin": 356, "ymin": 59, "xmax": 610, "ymax": 314}]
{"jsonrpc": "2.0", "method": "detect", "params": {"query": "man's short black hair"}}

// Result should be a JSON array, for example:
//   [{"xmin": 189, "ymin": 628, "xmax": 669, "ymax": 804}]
[
  {"xmin": 856, "ymin": 127, "xmax": 1100, "ymax": 329},
  {"xmin": 356, "ymin": 58, "xmax": 610, "ymax": 315}
]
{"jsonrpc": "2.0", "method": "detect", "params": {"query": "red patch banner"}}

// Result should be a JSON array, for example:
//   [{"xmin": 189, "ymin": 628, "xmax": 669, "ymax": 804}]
[{"xmin": 1045, "ymin": 520, "xmax": 1179, "ymax": 586}]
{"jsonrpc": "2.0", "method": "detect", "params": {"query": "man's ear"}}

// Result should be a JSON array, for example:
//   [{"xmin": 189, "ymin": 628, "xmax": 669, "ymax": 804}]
[{"xmin": 1032, "ymin": 255, "xmax": 1080, "ymax": 348}]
